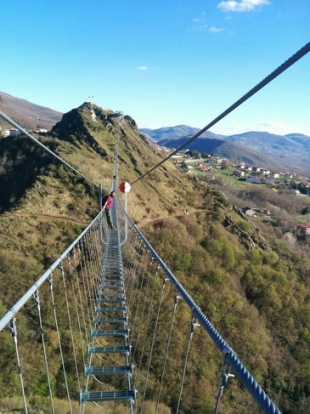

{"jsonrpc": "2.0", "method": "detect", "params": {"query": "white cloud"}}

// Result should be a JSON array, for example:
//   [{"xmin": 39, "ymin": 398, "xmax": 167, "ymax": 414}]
[
  {"xmin": 212, "ymin": 119, "xmax": 310, "ymax": 136},
  {"xmin": 192, "ymin": 12, "xmax": 225, "ymax": 31},
  {"xmin": 225, "ymin": 120, "xmax": 309, "ymax": 136},
  {"xmin": 218, "ymin": 0, "xmax": 270, "ymax": 12},
  {"xmin": 253, "ymin": 120, "xmax": 310, "ymax": 136},
  {"xmin": 191, "ymin": 14, "xmax": 223, "ymax": 32},
  {"xmin": 137, "ymin": 66, "xmax": 148, "ymax": 71},
  {"xmin": 192, "ymin": 15, "xmax": 209, "ymax": 30},
  {"xmin": 209, "ymin": 26, "xmax": 224, "ymax": 33},
  {"xmin": 191, "ymin": 12, "xmax": 218, "ymax": 32}
]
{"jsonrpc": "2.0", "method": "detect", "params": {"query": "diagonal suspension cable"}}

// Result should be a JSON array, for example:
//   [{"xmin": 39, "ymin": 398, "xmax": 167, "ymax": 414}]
[
  {"xmin": 33, "ymin": 291, "xmax": 55, "ymax": 413},
  {"xmin": 49, "ymin": 273, "xmax": 73, "ymax": 413},
  {"xmin": 8, "ymin": 318, "xmax": 29, "ymax": 413},
  {"xmin": 0, "ymin": 109, "xmax": 98, "ymax": 187},
  {"xmin": 176, "ymin": 314, "xmax": 200, "ymax": 414},
  {"xmin": 140, "ymin": 277, "xmax": 169, "ymax": 414},
  {"xmin": 131, "ymin": 40, "xmax": 310, "ymax": 186},
  {"xmin": 155, "ymin": 290, "xmax": 180, "ymax": 413},
  {"xmin": 60, "ymin": 261, "xmax": 81, "ymax": 391}
]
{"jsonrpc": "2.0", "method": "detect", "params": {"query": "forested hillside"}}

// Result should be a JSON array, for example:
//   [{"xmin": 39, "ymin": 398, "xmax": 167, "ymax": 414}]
[
  {"xmin": 0, "ymin": 92, "xmax": 62, "ymax": 130},
  {"xmin": 1, "ymin": 103, "xmax": 310, "ymax": 413}
]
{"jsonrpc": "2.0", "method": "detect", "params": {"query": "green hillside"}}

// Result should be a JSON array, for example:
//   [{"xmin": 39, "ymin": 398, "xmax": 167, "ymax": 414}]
[
  {"xmin": 0, "ymin": 91, "xmax": 62, "ymax": 130},
  {"xmin": 1, "ymin": 103, "xmax": 310, "ymax": 413},
  {"xmin": 0, "ymin": 102, "xmax": 200, "ymax": 308},
  {"xmin": 159, "ymin": 136, "xmax": 285, "ymax": 171}
]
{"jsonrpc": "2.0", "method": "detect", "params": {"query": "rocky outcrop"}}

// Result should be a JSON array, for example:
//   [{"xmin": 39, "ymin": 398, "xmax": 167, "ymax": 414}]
[{"xmin": 223, "ymin": 214, "xmax": 270, "ymax": 251}]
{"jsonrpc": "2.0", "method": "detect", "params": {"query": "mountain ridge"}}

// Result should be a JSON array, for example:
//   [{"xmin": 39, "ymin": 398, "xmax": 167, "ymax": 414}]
[
  {"xmin": 1, "ymin": 92, "xmax": 309, "ymax": 174},
  {"xmin": 1, "ymin": 102, "xmax": 310, "ymax": 412},
  {"xmin": 0, "ymin": 91, "xmax": 63, "ymax": 130},
  {"xmin": 142, "ymin": 125, "xmax": 310, "ymax": 174}
]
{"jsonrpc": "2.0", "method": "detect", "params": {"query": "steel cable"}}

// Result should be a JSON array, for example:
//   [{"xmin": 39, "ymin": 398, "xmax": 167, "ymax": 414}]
[
  {"xmin": 155, "ymin": 290, "xmax": 179, "ymax": 413},
  {"xmin": 131, "ymin": 41, "xmax": 310, "ymax": 186},
  {"xmin": 49, "ymin": 273, "xmax": 73, "ymax": 413},
  {"xmin": 0, "ymin": 110, "xmax": 98, "ymax": 188},
  {"xmin": 33, "ymin": 291, "xmax": 55, "ymax": 413},
  {"xmin": 60, "ymin": 261, "xmax": 81, "ymax": 391},
  {"xmin": 140, "ymin": 277, "xmax": 169, "ymax": 413}
]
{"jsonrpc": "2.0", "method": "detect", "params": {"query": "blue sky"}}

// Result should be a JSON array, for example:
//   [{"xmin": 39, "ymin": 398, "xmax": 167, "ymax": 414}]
[{"xmin": 1, "ymin": 0, "xmax": 309, "ymax": 136}]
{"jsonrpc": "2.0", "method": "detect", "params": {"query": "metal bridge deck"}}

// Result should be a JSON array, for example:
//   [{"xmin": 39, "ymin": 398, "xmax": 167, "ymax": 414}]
[{"xmin": 81, "ymin": 228, "xmax": 134, "ymax": 407}]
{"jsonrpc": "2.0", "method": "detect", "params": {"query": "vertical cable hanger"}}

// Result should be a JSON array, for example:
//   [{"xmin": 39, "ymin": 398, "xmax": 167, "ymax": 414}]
[
  {"xmin": 214, "ymin": 350, "xmax": 235, "ymax": 414},
  {"xmin": 33, "ymin": 290, "xmax": 55, "ymax": 413},
  {"xmin": 176, "ymin": 313, "xmax": 200, "ymax": 414},
  {"xmin": 7, "ymin": 318, "xmax": 29, "ymax": 414}
]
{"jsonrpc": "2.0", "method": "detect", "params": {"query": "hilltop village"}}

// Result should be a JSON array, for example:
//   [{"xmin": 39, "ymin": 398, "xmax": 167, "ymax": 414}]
[
  {"xmin": 1, "ymin": 102, "xmax": 310, "ymax": 412},
  {"xmin": 166, "ymin": 148, "xmax": 310, "ymax": 237},
  {"xmin": 2, "ymin": 119, "xmax": 310, "ymax": 237},
  {"xmin": 0, "ymin": 126, "xmax": 48, "ymax": 137},
  {"xmin": 169, "ymin": 148, "xmax": 310, "ymax": 192}
]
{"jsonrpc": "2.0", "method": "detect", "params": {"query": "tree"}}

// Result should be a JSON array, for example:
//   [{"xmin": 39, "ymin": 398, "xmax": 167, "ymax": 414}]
[
  {"xmin": 188, "ymin": 150, "xmax": 200, "ymax": 159},
  {"xmin": 301, "ymin": 206, "xmax": 310, "ymax": 215},
  {"xmin": 181, "ymin": 160, "xmax": 188, "ymax": 170},
  {"xmin": 221, "ymin": 159, "xmax": 229, "ymax": 169}
]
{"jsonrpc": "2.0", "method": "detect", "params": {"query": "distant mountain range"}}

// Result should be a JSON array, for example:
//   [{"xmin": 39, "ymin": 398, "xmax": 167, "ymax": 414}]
[
  {"xmin": 141, "ymin": 125, "xmax": 310, "ymax": 175},
  {"xmin": 140, "ymin": 125, "xmax": 226, "ymax": 142},
  {"xmin": 1, "ymin": 92, "xmax": 309, "ymax": 175},
  {"xmin": 0, "ymin": 92, "xmax": 62, "ymax": 130}
]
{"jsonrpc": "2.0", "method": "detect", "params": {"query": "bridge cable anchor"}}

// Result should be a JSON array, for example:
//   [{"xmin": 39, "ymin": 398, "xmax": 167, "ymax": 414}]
[{"xmin": 214, "ymin": 353, "xmax": 235, "ymax": 414}]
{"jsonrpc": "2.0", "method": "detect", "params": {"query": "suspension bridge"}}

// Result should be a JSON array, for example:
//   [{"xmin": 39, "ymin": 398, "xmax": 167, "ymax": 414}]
[
  {"xmin": 0, "ymin": 120, "xmax": 281, "ymax": 414},
  {"xmin": 1, "ymin": 41, "xmax": 310, "ymax": 413},
  {"xmin": 0, "ymin": 179, "xmax": 282, "ymax": 413}
]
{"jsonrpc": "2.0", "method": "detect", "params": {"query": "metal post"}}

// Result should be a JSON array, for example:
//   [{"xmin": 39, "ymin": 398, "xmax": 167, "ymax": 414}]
[{"xmin": 99, "ymin": 184, "xmax": 102, "ymax": 210}]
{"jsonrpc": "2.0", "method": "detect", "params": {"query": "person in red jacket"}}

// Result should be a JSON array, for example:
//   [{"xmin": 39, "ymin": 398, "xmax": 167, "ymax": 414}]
[{"xmin": 103, "ymin": 191, "xmax": 116, "ymax": 230}]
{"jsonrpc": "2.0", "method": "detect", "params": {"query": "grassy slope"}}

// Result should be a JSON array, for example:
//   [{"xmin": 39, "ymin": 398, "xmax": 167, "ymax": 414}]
[
  {"xmin": 0, "ymin": 103, "xmax": 201, "ymax": 306},
  {"xmin": 1, "ymin": 103, "xmax": 310, "ymax": 412}
]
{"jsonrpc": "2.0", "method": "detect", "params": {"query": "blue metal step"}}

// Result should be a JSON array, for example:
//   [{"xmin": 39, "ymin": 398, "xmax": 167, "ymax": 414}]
[
  {"xmin": 91, "ymin": 329, "xmax": 129, "ymax": 337},
  {"xmin": 101, "ymin": 270, "xmax": 123, "ymax": 274},
  {"xmin": 98, "ymin": 291, "xmax": 124, "ymax": 296},
  {"xmin": 99, "ymin": 280, "xmax": 123, "ymax": 284},
  {"xmin": 93, "ymin": 317, "xmax": 127, "ymax": 323},
  {"xmin": 99, "ymin": 284, "xmax": 124, "ymax": 288},
  {"xmin": 88, "ymin": 345, "xmax": 130, "ymax": 354},
  {"xmin": 95, "ymin": 307, "xmax": 126, "ymax": 313},
  {"xmin": 100, "ymin": 278, "xmax": 123, "ymax": 282},
  {"xmin": 101, "ymin": 276, "xmax": 123, "ymax": 281},
  {"xmin": 102, "ymin": 274, "xmax": 122, "ymax": 278},
  {"xmin": 85, "ymin": 365, "xmax": 133, "ymax": 375},
  {"xmin": 101, "ymin": 275, "xmax": 123, "ymax": 279},
  {"xmin": 104, "ymin": 253, "xmax": 120, "ymax": 256},
  {"xmin": 79, "ymin": 390, "xmax": 136, "ymax": 403},
  {"xmin": 97, "ymin": 298, "xmax": 125, "ymax": 303}
]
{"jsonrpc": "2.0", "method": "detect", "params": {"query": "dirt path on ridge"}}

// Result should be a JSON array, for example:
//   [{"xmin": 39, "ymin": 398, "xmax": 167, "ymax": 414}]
[{"xmin": 8, "ymin": 212, "xmax": 88, "ymax": 226}]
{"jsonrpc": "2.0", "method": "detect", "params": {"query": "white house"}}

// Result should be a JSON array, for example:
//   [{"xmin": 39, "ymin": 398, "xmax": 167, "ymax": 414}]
[
  {"xmin": 9, "ymin": 129, "xmax": 21, "ymax": 137},
  {"xmin": 242, "ymin": 207, "xmax": 257, "ymax": 217},
  {"xmin": 246, "ymin": 176, "xmax": 261, "ymax": 184},
  {"xmin": 234, "ymin": 170, "xmax": 245, "ymax": 178},
  {"xmin": 297, "ymin": 224, "xmax": 310, "ymax": 235},
  {"xmin": 261, "ymin": 169, "xmax": 271, "ymax": 175},
  {"xmin": 1, "ymin": 129, "xmax": 10, "ymax": 137}
]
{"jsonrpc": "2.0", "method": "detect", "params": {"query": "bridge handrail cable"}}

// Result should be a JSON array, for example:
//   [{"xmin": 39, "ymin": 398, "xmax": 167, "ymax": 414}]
[
  {"xmin": 123, "ymin": 207, "xmax": 281, "ymax": 414},
  {"xmin": 0, "ymin": 209, "xmax": 105, "ymax": 331},
  {"xmin": 131, "ymin": 40, "xmax": 310, "ymax": 186},
  {"xmin": 0, "ymin": 198, "xmax": 282, "ymax": 413},
  {"xmin": 0, "ymin": 110, "xmax": 98, "ymax": 188}
]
